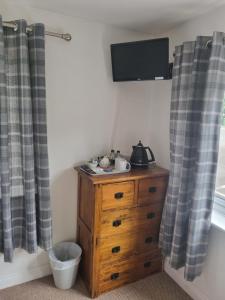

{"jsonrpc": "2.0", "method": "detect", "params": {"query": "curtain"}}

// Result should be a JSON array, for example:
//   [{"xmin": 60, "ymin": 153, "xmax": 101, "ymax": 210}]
[
  {"xmin": 0, "ymin": 17, "xmax": 52, "ymax": 262},
  {"xmin": 159, "ymin": 32, "xmax": 225, "ymax": 281}
]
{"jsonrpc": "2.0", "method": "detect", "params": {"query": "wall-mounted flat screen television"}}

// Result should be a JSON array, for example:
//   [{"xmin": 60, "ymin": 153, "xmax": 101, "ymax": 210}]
[{"xmin": 111, "ymin": 38, "xmax": 169, "ymax": 82}]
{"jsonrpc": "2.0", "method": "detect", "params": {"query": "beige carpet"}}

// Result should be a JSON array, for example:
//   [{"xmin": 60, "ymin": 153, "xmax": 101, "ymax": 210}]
[{"xmin": 1, "ymin": 272, "xmax": 192, "ymax": 300}]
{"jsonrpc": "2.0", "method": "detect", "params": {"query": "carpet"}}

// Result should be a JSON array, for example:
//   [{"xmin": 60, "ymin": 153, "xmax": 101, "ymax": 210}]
[{"xmin": 0, "ymin": 272, "xmax": 192, "ymax": 300}]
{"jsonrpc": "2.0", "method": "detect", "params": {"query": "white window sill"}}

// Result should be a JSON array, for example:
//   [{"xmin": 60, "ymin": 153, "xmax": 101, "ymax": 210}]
[
  {"xmin": 211, "ymin": 210, "xmax": 225, "ymax": 232},
  {"xmin": 212, "ymin": 195, "xmax": 225, "ymax": 232}
]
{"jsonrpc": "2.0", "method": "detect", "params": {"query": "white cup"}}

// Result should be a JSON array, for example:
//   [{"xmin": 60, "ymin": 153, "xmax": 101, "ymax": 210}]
[
  {"xmin": 115, "ymin": 157, "xmax": 131, "ymax": 171},
  {"xmin": 88, "ymin": 161, "xmax": 98, "ymax": 169}
]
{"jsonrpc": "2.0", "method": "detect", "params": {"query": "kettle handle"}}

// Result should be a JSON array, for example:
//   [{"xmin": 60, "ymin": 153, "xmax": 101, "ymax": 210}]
[{"xmin": 145, "ymin": 147, "xmax": 155, "ymax": 162}]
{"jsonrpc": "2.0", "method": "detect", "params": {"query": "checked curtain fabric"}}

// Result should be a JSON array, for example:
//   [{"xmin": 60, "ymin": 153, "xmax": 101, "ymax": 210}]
[
  {"xmin": 159, "ymin": 32, "xmax": 225, "ymax": 281},
  {"xmin": 0, "ymin": 17, "xmax": 52, "ymax": 262}
]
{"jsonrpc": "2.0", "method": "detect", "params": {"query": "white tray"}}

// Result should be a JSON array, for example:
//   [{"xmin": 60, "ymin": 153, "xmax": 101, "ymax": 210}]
[{"xmin": 80, "ymin": 165, "xmax": 131, "ymax": 176}]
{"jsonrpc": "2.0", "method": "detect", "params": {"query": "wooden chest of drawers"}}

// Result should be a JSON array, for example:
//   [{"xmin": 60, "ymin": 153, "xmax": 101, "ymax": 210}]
[{"xmin": 76, "ymin": 166, "xmax": 168, "ymax": 298}]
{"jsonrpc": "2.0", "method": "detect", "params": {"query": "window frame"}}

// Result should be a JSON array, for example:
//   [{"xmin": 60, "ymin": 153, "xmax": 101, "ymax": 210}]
[
  {"xmin": 214, "ymin": 193, "xmax": 225, "ymax": 215},
  {"xmin": 212, "ymin": 194, "xmax": 225, "ymax": 231},
  {"xmin": 214, "ymin": 97, "xmax": 225, "ymax": 216}
]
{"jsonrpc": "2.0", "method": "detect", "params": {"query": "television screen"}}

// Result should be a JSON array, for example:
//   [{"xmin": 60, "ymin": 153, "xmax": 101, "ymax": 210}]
[{"xmin": 111, "ymin": 38, "xmax": 169, "ymax": 82}]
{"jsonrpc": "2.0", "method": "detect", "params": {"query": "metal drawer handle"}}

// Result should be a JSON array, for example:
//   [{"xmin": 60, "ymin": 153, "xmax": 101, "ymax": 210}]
[
  {"xmin": 112, "ymin": 246, "xmax": 121, "ymax": 253},
  {"xmin": 112, "ymin": 219, "xmax": 122, "ymax": 227},
  {"xmin": 111, "ymin": 273, "xmax": 119, "ymax": 280},
  {"xmin": 149, "ymin": 187, "xmax": 157, "ymax": 193},
  {"xmin": 115, "ymin": 192, "xmax": 124, "ymax": 199},
  {"xmin": 147, "ymin": 212, "xmax": 155, "ymax": 219},
  {"xmin": 145, "ymin": 236, "xmax": 153, "ymax": 244},
  {"xmin": 144, "ymin": 261, "xmax": 151, "ymax": 268}
]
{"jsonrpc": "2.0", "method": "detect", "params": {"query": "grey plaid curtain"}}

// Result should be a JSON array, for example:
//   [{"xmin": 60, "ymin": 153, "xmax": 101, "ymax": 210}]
[
  {"xmin": 0, "ymin": 17, "xmax": 52, "ymax": 262},
  {"xmin": 159, "ymin": 32, "xmax": 225, "ymax": 281}
]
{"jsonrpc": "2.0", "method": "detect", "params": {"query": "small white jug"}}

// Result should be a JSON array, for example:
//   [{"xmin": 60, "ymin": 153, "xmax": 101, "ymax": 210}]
[{"xmin": 115, "ymin": 157, "xmax": 131, "ymax": 171}]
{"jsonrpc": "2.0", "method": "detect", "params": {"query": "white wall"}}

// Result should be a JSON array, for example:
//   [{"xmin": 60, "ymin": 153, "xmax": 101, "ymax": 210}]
[
  {"xmin": 0, "ymin": 1, "xmax": 149, "ymax": 288},
  {"xmin": 165, "ymin": 226, "xmax": 225, "ymax": 300},
  {"xmin": 113, "ymin": 5, "xmax": 225, "ymax": 300},
  {"xmin": 112, "ymin": 80, "xmax": 171, "ymax": 167}
]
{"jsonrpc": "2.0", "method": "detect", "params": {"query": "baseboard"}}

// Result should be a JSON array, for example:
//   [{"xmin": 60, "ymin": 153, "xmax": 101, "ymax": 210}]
[
  {"xmin": 164, "ymin": 263, "xmax": 209, "ymax": 300},
  {"xmin": 0, "ymin": 263, "xmax": 52, "ymax": 290}
]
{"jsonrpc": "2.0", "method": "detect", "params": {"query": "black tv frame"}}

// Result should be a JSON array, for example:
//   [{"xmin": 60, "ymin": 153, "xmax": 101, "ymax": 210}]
[{"xmin": 111, "ymin": 38, "xmax": 170, "ymax": 82}]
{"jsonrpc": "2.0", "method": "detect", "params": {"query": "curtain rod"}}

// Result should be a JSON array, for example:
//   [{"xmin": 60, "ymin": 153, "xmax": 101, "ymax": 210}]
[{"xmin": 3, "ymin": 21, "xmax": 72, "ymax": 41}]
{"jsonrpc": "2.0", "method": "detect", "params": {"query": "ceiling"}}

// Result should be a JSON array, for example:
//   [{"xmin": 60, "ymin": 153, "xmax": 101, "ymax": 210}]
[{"xmin": 9, "ymin": 0, "xmax": 225, "ymax": 34}]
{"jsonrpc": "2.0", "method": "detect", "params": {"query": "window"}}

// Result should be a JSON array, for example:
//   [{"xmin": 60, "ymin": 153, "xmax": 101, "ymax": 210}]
[{"xmin": 215, "ymin": 98, "xmax": 225, "ymax": 201}]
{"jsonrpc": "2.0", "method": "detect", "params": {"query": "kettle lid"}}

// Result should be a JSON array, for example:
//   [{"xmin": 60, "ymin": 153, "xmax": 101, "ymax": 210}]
[{"xmin": 136, "ymin": 140, "xmax": 144, "ymax": 147}]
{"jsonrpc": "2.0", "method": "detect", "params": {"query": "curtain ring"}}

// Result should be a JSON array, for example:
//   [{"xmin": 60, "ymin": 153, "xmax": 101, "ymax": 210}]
[
  {"xmin": 13, "ymin": 23, "xmax": 18, "ymax": 32},
  {"xmin": 205, "ymin": 40, "xmax": 212, "ymax": 49},
  {"xmin": 26, "ymin": 26, "xmax": 32, "ymax": 34}
]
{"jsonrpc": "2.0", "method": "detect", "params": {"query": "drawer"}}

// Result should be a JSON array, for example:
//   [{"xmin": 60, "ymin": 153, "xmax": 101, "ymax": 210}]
[
  {"xmin": 136, "ymin": 253, "xmax": 162, "ymax": 278},
  {"xmin": 101, "ymin": 181, "xmax": 135, "ymax": 211},
  {"xmin": 99, "ymin": 203, "xmax": 163, "ymax": 237},
  {"xmin": 98, "ymin": 249, "xmax": 162, "ymax": 293},
  {"xmin": 97, "ymin": 229, "xmax": 159, "ymax": 263},
  {"xmin": 138, "ymin": 176, "xmax": 167, "ymax": 206}
]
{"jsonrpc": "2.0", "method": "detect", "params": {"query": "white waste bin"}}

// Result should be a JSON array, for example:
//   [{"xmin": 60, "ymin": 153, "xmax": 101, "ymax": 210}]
[{"xmin": 48, "ymin": 242, "xmax": 82, "ymax": 289}]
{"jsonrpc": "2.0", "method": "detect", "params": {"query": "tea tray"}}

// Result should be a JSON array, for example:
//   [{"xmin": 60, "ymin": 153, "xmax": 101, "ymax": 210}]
[{"xmin": 79, "ymin": 164, "xmax": 131, "ymax": 176}]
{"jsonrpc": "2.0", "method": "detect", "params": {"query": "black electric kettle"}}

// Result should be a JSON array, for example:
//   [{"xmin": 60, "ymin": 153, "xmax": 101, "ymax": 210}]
[{"xmin": 130, "ymin": 140, "xmax": 155, "ymax": 168}]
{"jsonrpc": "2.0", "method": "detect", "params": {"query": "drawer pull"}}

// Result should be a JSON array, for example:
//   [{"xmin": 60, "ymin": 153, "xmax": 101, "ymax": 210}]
[
  {"xmin": 145, "ymin": 236, "xmax": 153, "ymax": 244},
  {"xmin": 111, "ymin": 273, "xmax": 119, "ymax": 280},
  {"xmin": 147, "ymin": 212, "xmax": 155, "ymax": 219},
  {"xmin": 112, "ymin": 219, "xmax": 122, "ymax": 227},
  {"xmin": 149, "ymin": 186, "xmax": 157, "ymax": 193},
  {"xmin": 144, "ymin": 261, "xmax": 151, "ymax": 268},
  {"xmin": 112, "ymin": 246, "xmax": 121, "ymax": 253},
  {"xmin": 114, "ymin": 192, "xmax": 124, "ymax": 199}
]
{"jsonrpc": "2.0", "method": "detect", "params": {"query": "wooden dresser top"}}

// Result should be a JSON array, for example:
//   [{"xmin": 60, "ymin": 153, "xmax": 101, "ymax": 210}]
[{"xmin": 75, "ymin": 165, "xmax": 169, "ymax": 185}]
